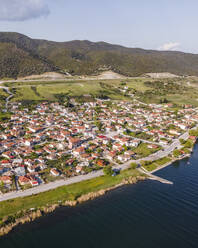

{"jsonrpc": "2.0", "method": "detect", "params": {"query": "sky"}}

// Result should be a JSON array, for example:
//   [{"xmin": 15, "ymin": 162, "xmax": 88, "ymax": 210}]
[{"xmin": 0, "ymin": 0, "xmax": 197, "ymax": 53}]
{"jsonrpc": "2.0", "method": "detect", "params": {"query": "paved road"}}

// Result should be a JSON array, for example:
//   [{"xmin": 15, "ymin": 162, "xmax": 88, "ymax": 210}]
[
  {"xmin": 0, "ymin": 81, "xmax": 13, "ymax": 110},
  {"xmin": 0, "ymin": 170, "xmax": 104, "ymax": 202}
]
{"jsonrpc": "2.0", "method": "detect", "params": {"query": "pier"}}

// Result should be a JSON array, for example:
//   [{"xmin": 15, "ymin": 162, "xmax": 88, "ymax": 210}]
[{"xmin": 138, "ymin": 167, "xmax": 173, "ymax": 185}]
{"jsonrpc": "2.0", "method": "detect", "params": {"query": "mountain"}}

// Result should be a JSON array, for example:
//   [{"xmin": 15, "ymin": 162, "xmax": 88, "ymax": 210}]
[{"xmin": 0, "ymin": 32, "xmax": 198, "ymax": 78}]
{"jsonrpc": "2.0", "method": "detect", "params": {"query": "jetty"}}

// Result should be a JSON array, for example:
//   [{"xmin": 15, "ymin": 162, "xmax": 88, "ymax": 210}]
[{"xmin": 138, "ymin": 167, "xmax": 173, "ymax": 185}]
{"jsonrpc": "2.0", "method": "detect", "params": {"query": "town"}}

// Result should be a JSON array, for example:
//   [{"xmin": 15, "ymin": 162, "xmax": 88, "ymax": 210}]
[{"xmin": 0, "ymin": 98, "xmax": 198, "ymax": 194}]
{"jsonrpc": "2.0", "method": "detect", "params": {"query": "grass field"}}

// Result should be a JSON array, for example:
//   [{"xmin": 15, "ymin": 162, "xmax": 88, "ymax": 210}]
[
  {"xmin": 6, "ymin": 78, "xmax": 155, "ymax": 102},
  {"xmin": 2, "ymin": 77, "xmax": 198, "ymax": 106},
  {"xmin": 10, "ymin": 79, "xmax": 133, "ymax": 102},
  {"xmin": 133, "ymin": 143, "xmax": 161, "ymax": 158},
  {"xmin": 142, "ymin": 157, "xmax": 172, "ymax": 171},
  {"xmin": 0, "ymin": 168, "xmax": 141, "ymax": 222}
]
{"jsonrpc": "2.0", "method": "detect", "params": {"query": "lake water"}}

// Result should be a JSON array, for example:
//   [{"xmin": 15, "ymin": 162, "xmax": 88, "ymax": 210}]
[{"xmin": 1, "ymin": 144, "xmax": 198, "ymax": 248}]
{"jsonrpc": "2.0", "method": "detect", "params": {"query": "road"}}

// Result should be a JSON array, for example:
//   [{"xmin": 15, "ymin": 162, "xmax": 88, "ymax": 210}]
[
  {"xmin": 0, "ymin": 81, "xmax": 13, "ymax": 110},
  {"xmin": 0, "ymin": 170, "xmax": 104, "ymax": 202}
]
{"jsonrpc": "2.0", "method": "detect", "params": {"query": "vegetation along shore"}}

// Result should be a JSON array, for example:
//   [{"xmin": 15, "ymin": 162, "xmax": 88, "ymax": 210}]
[{"xmin": 0, "ymin": 167, "xmax": 146, "ymax": 237}]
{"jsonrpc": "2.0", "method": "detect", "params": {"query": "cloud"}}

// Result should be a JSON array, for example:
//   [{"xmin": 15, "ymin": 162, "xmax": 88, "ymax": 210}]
[
  {"xmin": 0, "ymin": 0, "xmax": 50, "ymax": 22},
  {"xmin": 158, "ymin": 42, "xmax": 180, "ymax": 51}
]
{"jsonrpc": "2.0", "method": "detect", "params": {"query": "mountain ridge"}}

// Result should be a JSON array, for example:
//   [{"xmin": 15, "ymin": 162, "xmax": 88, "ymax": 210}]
[{"xmin": 0, "ymin": 32, "xmax": 198, "ymax": 78}]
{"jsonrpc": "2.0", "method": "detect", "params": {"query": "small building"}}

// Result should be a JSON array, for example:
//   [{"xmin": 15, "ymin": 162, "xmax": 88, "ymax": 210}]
[
  {"xmin": 50, "ymin": 168, "xmax": 60, "ymax": 177},
  {"xmin": 0, "ymin": 176, "xmax": 12, "ymax": 185}
]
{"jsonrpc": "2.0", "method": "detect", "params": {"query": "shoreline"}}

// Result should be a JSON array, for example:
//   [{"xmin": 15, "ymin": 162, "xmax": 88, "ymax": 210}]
[
  {"xmin": 0, "ymin": 142, "xmax": 196, "ymax": 238},
  {"xmin": 151, "ymin": 154, "xmax": 191, "ymax": 173},
  {"xmin": 150, "ymin": 139, "xmax": 196, "ymax": 174},
  {"xmin": 0, "ymin": 174, "xmax": 146, "ymax": 237}
]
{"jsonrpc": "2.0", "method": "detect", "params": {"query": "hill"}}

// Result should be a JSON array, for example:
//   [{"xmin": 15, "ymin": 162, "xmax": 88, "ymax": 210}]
[{"xmin": 1, "ymin": 32, "xmax": 198, "ymax": 78}]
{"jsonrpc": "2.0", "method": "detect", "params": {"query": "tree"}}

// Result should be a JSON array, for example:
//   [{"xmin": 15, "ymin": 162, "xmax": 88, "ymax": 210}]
[
  {"xmin": 173, "ymin": 149, "xmax": 181, "ymax": 157},
  {"xmin": 160, "ymin": 98, "xmax": 168, "ymax": 104},
  {"xmin": 103, "ymin": 166, "xmax": 113, "ymax": 176},
  {"xmin": 184, "ymin": 140, "xmax": 193, "ymax": 149},
  {"xmin": 189, "ymin": 128, "xmax": 198, "ymax": 137},
  {"xmin": 141, "ymin": 160, "xmax": 151, "ymax": 167},
  {"xmin": 179, "ymin": 139, "xmax": 185, "ymax": 145},
  {"xmin": 131, "ymin": 163, "xmax": 138, "ymax": 169},
  {"xmin": 95, "ymin": 121, "xmax": 103, "ymax": 131}
]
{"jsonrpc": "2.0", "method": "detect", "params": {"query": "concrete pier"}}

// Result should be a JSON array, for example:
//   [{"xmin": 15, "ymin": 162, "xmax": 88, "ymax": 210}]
[{"xmin": 138, "ymin": 167, "xmax": 173, "ymax": 185}]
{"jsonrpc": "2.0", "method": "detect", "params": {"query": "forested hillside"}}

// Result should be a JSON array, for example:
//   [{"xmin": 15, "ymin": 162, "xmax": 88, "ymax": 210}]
[{"xmin": 1, "ymin": 32, "xmax": 198, "ymax": 78}]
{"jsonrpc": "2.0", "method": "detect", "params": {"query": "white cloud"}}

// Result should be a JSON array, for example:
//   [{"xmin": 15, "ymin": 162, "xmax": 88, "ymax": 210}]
[
  {"xmin": 158, "ymin": 42, "xmax": 180, "ymax": 51},
  {"xmin": 0, "ymin": 0, "xmax": 50, "ymax": 22}
]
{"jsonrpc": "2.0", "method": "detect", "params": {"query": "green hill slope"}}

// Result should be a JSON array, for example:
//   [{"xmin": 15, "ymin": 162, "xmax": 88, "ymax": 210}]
[{"xmin": 1, "ymin": 32, "xmax": 198, "ymax": 78}]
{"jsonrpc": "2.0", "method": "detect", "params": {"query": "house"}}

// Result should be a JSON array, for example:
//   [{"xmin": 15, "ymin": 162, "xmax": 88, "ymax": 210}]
[
  {"xmin": 65, "ymin": 159, "xmax": 75, "ymax": 166},
  {"xmin": 113, "ymin": 143, "xmax": 123, "ymax": 151},
  {"xmin": 76, "ymin": 165, "xmax": 83, "ymax": 173},
  {"xmin": 177, "ymin": 123, "xmax": 188, "ymax": 130},
  {"xmin": 1, "ymin": 160, "xmax": 11, "ymax": 167},
  {"xmin": 46, "ymin": 154, "xmax": 57, "ymax": 160},
  {"xmin": 37, "ymin": 163, "xmax": 47, "ymax": 170},
  {"xmin": 68, "ymin": 137, "xmax": 81, "ymax": 149},
  {"xmin": 106, "ymin": 151, "xmax": 117, "ymax": 161},
  {"xmin": 12, "ymin": 158, "xmax": 23, "ymax": 165},
  {"xmin": 169, "ymin": 130, "xmax": 180, "ymax": 136},
  {"xmin": 97, "ymin": 160, "xmax": 106, "ymax": 167},
  {"xmin": 24, "ymin": 139, "xmax": 34, "ymax": 147},
  {"xmin": 130, "ymin": 140, "xmax": 140, "ymax": 147},
  {"xmin": 24, "ymin": 159, "xmax": 33, "ymax": 167},
  {"xmin": 14, "ymin": 167, "xmax": 26, "ymax": 176},
  {"xmin": 81, "ymin": 153, "xmax": 91, "ymax": 161},
  {"xmin": 1, "ymin": 151, "xmax": 15, "ymax": 159},
  {"xmin": 117, "ymin": 154, "xmax": 130, "ymax": 163},
  {"xmin": 29, "ymin": 177, "xmax": 39, "ymax": 187},
  {"xmin": 189, "ymin": 136, "xmax": 197, "ymax": 141},
  {"xmin": 18, "ymin": 176, "xmax": 31, "ymax": 186},
  {"xmin": 79, "ymin": 161, "xmax": 89, "ymax": 167},
  {"xmin": 73, "ymin": 147, "xmax": 85, "ymax": 156},
  {"xmin": 50, "ymin": 168, "xmax": 60, "ymax": 177},
  {"xmin": 125, "ymin": 150, "xmax": 135, "ymax": 157},
  {"xmin": 147, "ymin": 144, "xmax": 159, "ymax": 149},
  {"xmin": 27, "ymin": 166, "xmax": 36, "ymax": 173},
  {"xmin": 0, "ymin": 176, "xmax": 12, "ymax": 185}
]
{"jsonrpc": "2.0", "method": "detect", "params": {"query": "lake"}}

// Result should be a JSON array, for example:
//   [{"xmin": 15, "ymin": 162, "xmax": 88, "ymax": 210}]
[{"xmin": 1, "ymin": 144, "xmax": 198, "ymax": 248}]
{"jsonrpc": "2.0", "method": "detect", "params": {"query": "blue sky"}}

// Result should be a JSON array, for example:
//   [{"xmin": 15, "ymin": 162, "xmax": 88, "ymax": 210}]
[{"xmin": 0, "ymin": 0, "xmax": 197, "ymax": 53}]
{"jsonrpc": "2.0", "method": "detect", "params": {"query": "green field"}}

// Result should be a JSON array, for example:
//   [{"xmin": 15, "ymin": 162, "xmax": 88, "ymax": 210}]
[
  {"xmin": 10, "ymin": 80, "xmax": 131, "ymax": 102},
  {"xmin": 142, "ymin": 157, "xmax": 172, "ymax": 171},
  {"xmin": 3, "ymin": 77, "xmax": 198, "ymax": 106},
  {"xmin": 0, "ymin": 168, "xmax": 142, "ymax": 222},
  {"xmin": 133, "ymin": 143, "xmax": 161, "ymax": 158}
]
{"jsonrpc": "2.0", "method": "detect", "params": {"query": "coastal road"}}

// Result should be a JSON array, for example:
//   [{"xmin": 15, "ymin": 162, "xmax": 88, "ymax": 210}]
[{"xmin": 0, "ymin": 170, "xmax": 104, "ymax": 202}]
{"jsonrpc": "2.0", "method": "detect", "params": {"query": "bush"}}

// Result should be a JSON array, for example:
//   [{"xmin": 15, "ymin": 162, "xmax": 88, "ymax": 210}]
[
  {"xmin": 183, "ymin": 140, "xmax": 193, "ymax": 149},
  {"xmin": 173, "ymin": 149, "xmax": 181, "ymax": 157},
  {"xmin": 189, "ymin": 128, "xmax": 198, "ymax": 137},
  {"xmin": 131, "ymin": 163, "xmax": 138, "ymax": 169},
  {"xmin": 179, "ymin": 139, "xmax": 185, "ymax": 145},
  {"xmin": 103, "ymin": 166, "xmax": 113, "ymax": 176}
]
